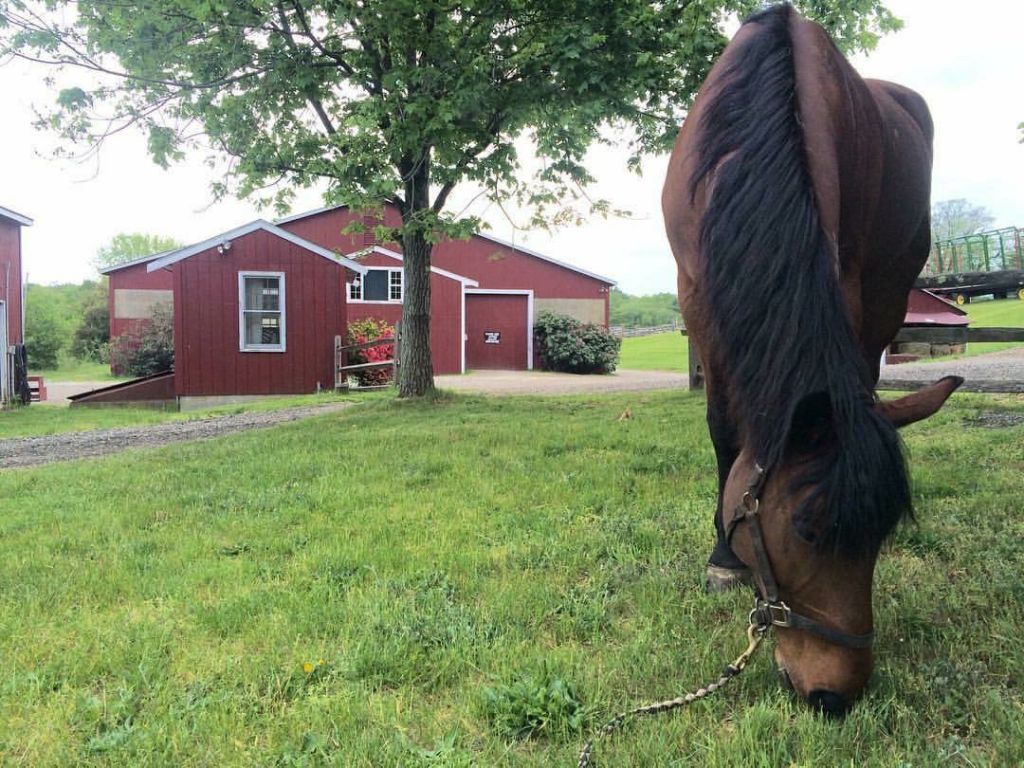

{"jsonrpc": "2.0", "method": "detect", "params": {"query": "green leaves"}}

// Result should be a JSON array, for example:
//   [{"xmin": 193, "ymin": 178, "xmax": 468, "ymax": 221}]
[
  {"xmin": 2, "ymin": 0, "xmax": 902, "ymax": 236},
  {"xmin": 95, "ymin": 232, "xmax": 183, "ymax": 269},
  {"xmin": 146, "ymin": 125, "xmax": 182, "ymax": 169},
  {"xmin": 56, "ymin": 86, "xmax": 90, "ymax": 109}
]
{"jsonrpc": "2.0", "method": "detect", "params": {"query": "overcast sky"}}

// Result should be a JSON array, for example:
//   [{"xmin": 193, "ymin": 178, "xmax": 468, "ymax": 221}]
[{"xmin": 1, "ymin": 0, "xmax": 1021, "ymax": 294}]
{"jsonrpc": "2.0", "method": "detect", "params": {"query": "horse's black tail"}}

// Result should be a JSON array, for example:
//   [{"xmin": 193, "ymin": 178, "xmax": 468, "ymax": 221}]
[{"xmin": 689, "ymin": 4, "xmax": 910, "ymax": 554}]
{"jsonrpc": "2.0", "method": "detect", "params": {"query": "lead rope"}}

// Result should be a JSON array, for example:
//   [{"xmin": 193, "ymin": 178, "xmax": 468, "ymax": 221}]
[{"xmin": 576, "ymin": 621, "xmax": 768, "ymax": 768}]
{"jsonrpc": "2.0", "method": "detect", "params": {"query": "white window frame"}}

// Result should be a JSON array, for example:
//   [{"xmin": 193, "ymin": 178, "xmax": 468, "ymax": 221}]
[
  {"xmin": 348, "ymin": 267, "xmax": 403, "ymax": 304},
  {"xmin": 389, "ymin": 269, "xmax": 403, "ymax": 301},
  {"xmin": 238, "ymin": 271, "xmax": 286, "ymax": 352}
]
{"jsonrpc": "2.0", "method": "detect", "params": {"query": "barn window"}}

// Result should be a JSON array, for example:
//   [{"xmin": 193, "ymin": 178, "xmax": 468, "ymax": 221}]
[
  {"xmin": 349, "ymin": 268, "xmax": 402, "ymax": 303},
  {"xmin": 239, "ymin": 271, "xmax": 286, "ymax": 352},
  {"xmin": 389, "ymin": 269, "xmax": 403, "ymax": 300}
]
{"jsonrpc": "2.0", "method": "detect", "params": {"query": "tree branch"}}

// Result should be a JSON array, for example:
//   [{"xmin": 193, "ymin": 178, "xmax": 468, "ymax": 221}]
[{"xmin": 273, "ymin": 1, "xmax": 337, "ymax": 136}]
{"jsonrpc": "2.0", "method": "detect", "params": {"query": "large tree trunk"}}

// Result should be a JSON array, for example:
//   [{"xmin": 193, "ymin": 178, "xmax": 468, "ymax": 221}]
[{"xmin": 397, "ymin": 161, "xmax": 436, "ymax": 398}]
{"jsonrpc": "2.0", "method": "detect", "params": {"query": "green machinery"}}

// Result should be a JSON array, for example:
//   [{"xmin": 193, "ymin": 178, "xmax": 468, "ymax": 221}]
[
  {"xmin": 924, "ymin": 226, "xmax": 1024, "ymax": 275},
  {"xmin": 917, "ymin": 226, "xmax": 1024, "ymax": 303}
]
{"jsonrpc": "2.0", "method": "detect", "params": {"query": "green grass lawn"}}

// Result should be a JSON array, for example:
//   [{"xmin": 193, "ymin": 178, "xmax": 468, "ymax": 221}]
[
  {"xmin": 618, "ymin": 332, "xmax": 688, "ymax": 372},
  {"xmin": 965, "ymin": 297, "xmax": 1024, "ymax": 325},
  {"xmin": 33, "ymin": 355, "xmax": 126, "ymax": 383},
  {"xmin": 953, "ymin": 297, "xmax": 1024, "ymax": 357},
  {"xmin": 1, "ymin": 390, "xmax": 1022, "ymax": 766}
]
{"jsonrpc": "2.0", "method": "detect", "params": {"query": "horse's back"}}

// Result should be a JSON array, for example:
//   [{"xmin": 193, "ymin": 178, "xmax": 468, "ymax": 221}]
[
  {"xmin": 663, "ymin": 8, "xmax": 933, "ymax": 364},
  {"xmin": 846, "ymin": 78, "xmax": 933, "ymax": 363}
]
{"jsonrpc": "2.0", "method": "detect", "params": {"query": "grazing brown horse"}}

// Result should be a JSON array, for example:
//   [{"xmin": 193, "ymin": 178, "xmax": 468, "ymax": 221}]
[{"xmin": 662, "ymin": 4, "xmax": 963, "ymax": 716}]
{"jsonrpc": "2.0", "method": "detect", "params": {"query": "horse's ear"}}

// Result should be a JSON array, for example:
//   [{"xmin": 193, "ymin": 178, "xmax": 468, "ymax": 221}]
[{"xmin": 875, "ymin": 376, "xmax": 964, "ymax": 428}]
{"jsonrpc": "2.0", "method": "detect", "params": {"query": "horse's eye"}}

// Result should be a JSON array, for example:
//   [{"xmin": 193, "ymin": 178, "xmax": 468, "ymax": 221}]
[{"xmin": 793, "ymin": 510, "xmax": 819, "ymax": 544}]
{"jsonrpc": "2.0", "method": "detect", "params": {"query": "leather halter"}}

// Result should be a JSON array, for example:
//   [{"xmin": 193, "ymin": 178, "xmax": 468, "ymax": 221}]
[{"xmin": 726, "ymin": 464, "xmax": 874, "ymax": 650}]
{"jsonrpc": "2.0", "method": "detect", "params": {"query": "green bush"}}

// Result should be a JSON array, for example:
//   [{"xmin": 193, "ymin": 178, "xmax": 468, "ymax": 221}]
[
  {"xmin": 533, "ymin": 311, "xmax": 620, "ymax": 374},
  {"xmin": 24, "ymin": 302, "xmax": 63, "ymax": 369},
  {"xmin": 70, "ymin": 301, "xmax": 110, "ymax": 363},
  {"xmin": 109, "ymin": 302, "xmax": 174, "ymax": 377}
]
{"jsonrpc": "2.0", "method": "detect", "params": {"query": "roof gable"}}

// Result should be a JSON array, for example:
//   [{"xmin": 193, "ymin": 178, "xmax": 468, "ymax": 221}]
[
  {"xmin": 147, "ymin": 220, "xmax": 368, "ymax": 274},
  {"xmin": 348, "ymin": 245, "xmax": 479, "ymax": 286},
  {"xmin": 0, "ymin": 206, "xmax": 33, "ymax": 227},
  {"xmin": 99, "ymin": 250, "xmax": 175, "ymax": 275},
  {"xmin": 277, "ymin": 204, "xmax": 616, "ymax": 285}
]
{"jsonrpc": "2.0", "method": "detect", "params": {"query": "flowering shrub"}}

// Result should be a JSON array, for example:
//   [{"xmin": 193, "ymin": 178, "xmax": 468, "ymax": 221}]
[
  {"xmin": 346, "ymin": 318, "xmax": 395, "ymax": 386},
  {"xmin": 533, "ymin": 311, "xmax": 620, "ymax": 374}
]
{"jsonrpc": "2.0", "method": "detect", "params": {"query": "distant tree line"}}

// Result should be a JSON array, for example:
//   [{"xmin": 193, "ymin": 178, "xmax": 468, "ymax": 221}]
[
  {"xmin": 24, "ymin": 281, "xmax": 108, "ymax": 369},
  {"xmin": 609, "ymin": 289, "xmax": 682, "ymax": 328}
]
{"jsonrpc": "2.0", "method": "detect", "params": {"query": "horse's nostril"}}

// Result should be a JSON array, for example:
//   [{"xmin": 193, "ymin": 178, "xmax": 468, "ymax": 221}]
[{"xmin": 807, "ymin": 689, "xmax": 852, "ymax": 718}]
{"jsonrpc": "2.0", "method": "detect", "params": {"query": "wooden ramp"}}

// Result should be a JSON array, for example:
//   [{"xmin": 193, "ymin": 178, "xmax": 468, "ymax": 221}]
[{"xmin": 68, "ymin": 371, "xmax": 177, "ymax": 408}]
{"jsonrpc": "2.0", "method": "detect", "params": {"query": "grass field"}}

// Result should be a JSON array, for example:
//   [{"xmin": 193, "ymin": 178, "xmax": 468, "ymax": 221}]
[
  {"xmin": 618, "ymin": 332, "xmax": 688, "ymax": 372},
  {"xmin": 619, "ymin": 297, "xmax": 1024, "ymax": 371},
  {"xmin": 1, "ymin": 390, "xmax": 1022, "ymax": 766},
  {"xmin": 33, "ymin": 356, "xmax": 126, "ymax": 383},
  {"xmin": 947, "ymin": 297, "xmax": 1024, "ymax": 357}
]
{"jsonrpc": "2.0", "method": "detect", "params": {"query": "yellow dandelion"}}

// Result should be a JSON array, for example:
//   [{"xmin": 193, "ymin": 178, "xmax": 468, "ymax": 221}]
[{"xmin": 303, "ymin": 662, "xmax": 314, "ymax": 674}]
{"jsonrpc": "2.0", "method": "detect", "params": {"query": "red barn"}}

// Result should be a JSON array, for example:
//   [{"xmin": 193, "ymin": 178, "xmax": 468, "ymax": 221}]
[
  {"xmin": 278, "ymin": 202, "xmax": 615, "ymax": 371},
  {"xmin": 144, "ymin": 221, "xmax": 366, "ymax": 408},
  {"xmin": 96, "ymin": 204, "xmax": 616, "ymax": 407},
  {"xmin": 1, "ymin": 205, "xmax": 31, "ymax": 405},
  {"xmin": 344, "ymin": 245, "xmax": 480, "ymax": 374},
  {"xmin": 100, "ymin": 251, "xmax": 175, "ymax": 342},
  {"xmin": 0, "ymin": 205, "xmax": 31, "ymax": 346}
]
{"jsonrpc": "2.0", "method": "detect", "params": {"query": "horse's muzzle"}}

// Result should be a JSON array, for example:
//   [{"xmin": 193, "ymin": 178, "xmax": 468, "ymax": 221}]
[{"xmin": 807, "ymin": 688, "xmax": 852, "ymax": 718}]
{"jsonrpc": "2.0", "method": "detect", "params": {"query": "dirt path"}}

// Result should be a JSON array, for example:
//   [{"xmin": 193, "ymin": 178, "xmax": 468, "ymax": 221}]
[{"xmin": 0, "ymin": 403, "xmax": 354, "ymax": 469}]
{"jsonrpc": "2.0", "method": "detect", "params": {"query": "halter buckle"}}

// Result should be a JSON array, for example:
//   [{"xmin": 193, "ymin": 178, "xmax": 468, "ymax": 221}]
[{"xmin": 750, "ymin": 599, "xmax": 792, "ymax": 629}]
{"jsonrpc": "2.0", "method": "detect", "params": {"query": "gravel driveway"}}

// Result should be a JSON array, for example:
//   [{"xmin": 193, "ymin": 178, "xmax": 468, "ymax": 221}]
[
  {"xmin": 878, "ymin": 347, "xmax": 1024, "ymax": 391},
  {"xmin": 434, "ymin": 369, "xmax": 689, "ymax": 395},
  {"xmin": 0, "ymin": 403, "xmax": 353, "ymax": 469}
]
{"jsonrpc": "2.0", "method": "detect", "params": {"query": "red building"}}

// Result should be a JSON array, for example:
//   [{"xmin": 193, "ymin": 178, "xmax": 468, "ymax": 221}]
[
  {"xmin": 101, "ymin": 251, "xmax": 175, "ymax": 341},
  {"xmin": 0, "ymin": 205, "xmax": 31, "ymax": 346},
  {"xmin": 278, "ymin": 203, "xmax": 615, "ymax": 371},
  {"xmin": 97, "ymin": 204, "xmax": 616, "ymax": 407},
  {"xmin": 1, "ymin": 205, "xmax": 31, "ymax": 405}
]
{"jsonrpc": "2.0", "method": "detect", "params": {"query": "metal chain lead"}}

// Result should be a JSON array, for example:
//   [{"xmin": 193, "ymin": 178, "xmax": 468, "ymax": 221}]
[{"xmin": 576, "ymin": 623, "xmax": 767, "ymax": 768}]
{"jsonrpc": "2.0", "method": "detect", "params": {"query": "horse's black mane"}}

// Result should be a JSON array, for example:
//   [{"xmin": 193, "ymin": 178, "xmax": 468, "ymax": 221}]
[{"xmin": 689, "ymin": 3, "xmax": 911, "ymax": 554}]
